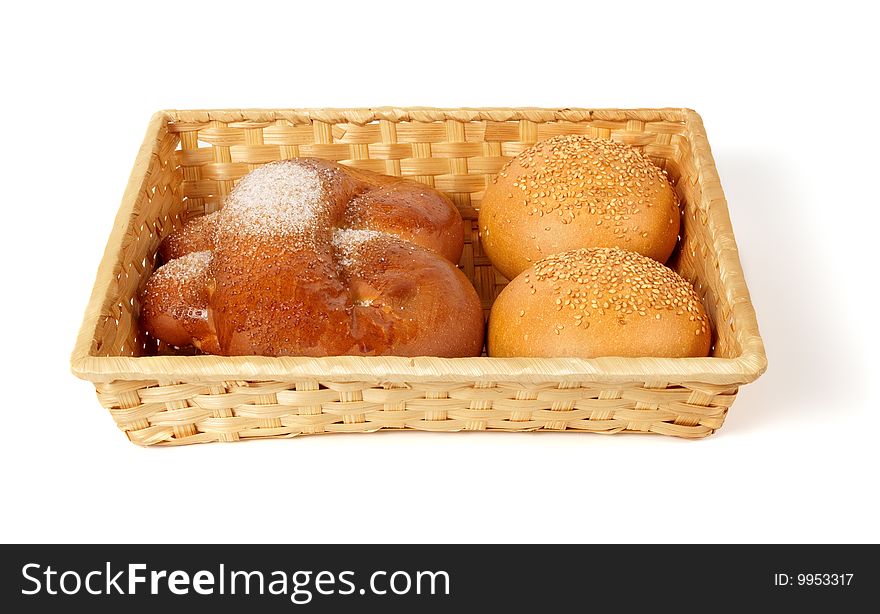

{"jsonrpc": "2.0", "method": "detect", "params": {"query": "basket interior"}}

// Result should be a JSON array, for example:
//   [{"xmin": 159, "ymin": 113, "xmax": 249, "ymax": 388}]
[{"xmin": 89, "ymin": 110, "xmax": 740, "ymax": 361}]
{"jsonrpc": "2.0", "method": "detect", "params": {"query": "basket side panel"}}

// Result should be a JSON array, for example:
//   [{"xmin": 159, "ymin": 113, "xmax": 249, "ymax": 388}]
[
  {"xmin": 666, "ymin": 136, "xmax": 741, "ymax": 359},
  {"xmin": 95, "ymin": 378, "xmax": 738, "ymax": 445},
  {"xmin": 90, "ymin": 121, "xmax": 185, "ymax": 357}
]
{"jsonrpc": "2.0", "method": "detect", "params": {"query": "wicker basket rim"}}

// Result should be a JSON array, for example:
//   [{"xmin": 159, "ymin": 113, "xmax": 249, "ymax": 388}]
[
  {"xmin": 71, "ymin": 107, "xmax": 767, "ymax": 386},
  {"xmin": 157, "ymin": 106, "xmax": 693, "ymax": 126},
  {"xmin": 71, "ymin": 353, "xmax": 766, "ymax": 386}
]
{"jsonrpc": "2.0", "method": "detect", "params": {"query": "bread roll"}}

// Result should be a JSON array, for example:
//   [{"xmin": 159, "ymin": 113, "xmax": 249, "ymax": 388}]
[
  {"xmin": 488, "ymin": 247, "xmax": 711, "ymax": 358},
  {"xmin": 141, "ymin": 158, "xmax": 484, "ymax": 357},
  {"xmin": 479, "ymin": 136, "xmax": 680, "ymax": 280}
]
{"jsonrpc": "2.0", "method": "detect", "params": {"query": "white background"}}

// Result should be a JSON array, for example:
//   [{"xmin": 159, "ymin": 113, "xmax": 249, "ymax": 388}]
[{"xmin": 1, "ymin": 0, "xmax": 876, "ymax": 544}]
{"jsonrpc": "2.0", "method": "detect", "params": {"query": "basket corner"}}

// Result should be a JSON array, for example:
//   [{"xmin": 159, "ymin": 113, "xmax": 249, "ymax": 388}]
[{"xmin": 737, "ymin": 345, "xmax": 768, "ymax": 385}]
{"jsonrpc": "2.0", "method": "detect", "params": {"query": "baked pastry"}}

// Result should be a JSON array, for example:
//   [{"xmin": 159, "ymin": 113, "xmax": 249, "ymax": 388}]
[
  {"xmin": 488, "ymin": 247, "xmax": 711, "ymax": 358},
  {"xmin": 141, "ymin": 158, "xmax": 484, "ymax": 357},
  {"xmin": 479, "ymin": 136, "xmax": 680, "ymax": 280}
]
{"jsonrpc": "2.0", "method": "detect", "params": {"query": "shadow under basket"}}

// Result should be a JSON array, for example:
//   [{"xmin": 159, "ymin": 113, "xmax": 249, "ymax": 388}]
[{"xmin": 71, "ymin": 107, "xmax": 766, "ymax": 445}]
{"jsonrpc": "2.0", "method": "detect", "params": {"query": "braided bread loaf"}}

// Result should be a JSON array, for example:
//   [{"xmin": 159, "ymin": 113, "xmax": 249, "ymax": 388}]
[{"xmin": 141, "ymin": 158, "xmax": 484, "ymax": 357}]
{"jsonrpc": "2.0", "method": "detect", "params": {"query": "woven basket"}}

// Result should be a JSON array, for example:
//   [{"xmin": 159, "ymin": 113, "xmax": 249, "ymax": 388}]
[{"xmin": 71, "ymin": 107, "xmax": 766, "ymax": 445}]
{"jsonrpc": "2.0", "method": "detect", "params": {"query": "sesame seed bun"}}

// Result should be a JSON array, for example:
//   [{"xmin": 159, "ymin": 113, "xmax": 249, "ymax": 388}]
[
  {"xmin": 479, "ymin": 136, "xmax": 680, "ymax": 280},
  {"xmin": 487, "ymin": 247, "xmax": 711, "ymax": 358}
]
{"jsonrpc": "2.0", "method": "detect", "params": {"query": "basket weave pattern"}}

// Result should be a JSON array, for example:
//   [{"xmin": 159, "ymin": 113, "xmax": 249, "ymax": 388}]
[{"xmin": 72, "ymin": 108, "xmax": 766, "ymax": 444}]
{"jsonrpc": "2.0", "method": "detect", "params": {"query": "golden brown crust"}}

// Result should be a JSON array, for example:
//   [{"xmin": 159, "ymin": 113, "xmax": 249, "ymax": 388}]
[
  {"xmin": 479, "ymin": 136, "xmax": 680, "ymax": 280},
  {"xmin": 141, "ymin": 159, "xmax": 483, "ymax": 357},
  {"xmin": 341, "ymin": 235, "xmax": 484, "ymax": 357},
  {"xmin": 140, "ymin": 251, "xmax": 220, "ymax": 353},
  {"xmin": 487, "ymin": 247, "xmax": 711, "ymax": 358},
  {"xmin": 345, "ymin": 181, "xmax": 464, "ymax": 264}
]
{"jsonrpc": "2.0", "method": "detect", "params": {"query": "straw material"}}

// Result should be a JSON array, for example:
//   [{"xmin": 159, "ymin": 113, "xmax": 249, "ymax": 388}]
[{"xmin": 72, "ymin": 108, "xmax": 766, "ymax": 444}]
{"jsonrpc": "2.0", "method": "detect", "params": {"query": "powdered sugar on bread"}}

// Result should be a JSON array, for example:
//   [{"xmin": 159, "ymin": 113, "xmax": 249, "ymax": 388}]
[
  {"xmin": 331, "ymin": 228, "xmax": 386, "ymax": 268},
  {"xmin": 152, "ymin": 250, "xmax": 212, "ymax": 284},
  {"xmin": 221, "ymin": 160, "xmax": 325, "ymax": 237}
]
